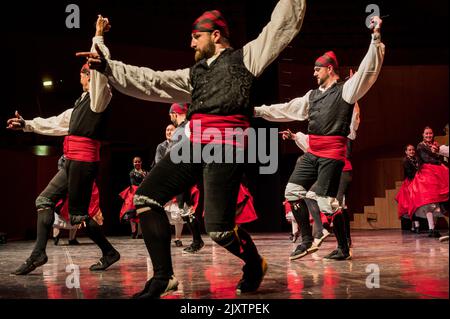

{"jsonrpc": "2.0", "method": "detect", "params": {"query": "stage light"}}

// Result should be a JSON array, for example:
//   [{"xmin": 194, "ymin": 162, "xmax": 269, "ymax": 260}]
[
  {"xmin": 32, "ymin": 145, "xmax": 51, "ymax": 156},
  {"xmin": 42, "ymin": 80, "xmax": 53, "ymax": 88}
]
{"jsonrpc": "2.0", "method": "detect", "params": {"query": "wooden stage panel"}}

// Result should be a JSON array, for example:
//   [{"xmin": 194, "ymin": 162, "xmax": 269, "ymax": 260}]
[{"xmin": 0, "ymin": 231, "xmax": 448, "ymax": 299}]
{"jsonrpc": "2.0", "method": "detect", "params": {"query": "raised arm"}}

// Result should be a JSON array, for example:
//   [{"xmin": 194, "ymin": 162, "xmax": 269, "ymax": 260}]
[
  {"xmin": 105, "ymin": 62, "xmax": 192, "ymax": 104},
  {"xmin": 342, "ymin": 16, "xmax": 385, "ymax": 104},
  {"xmin": 347, "ymin": 101, "xmax": 360, "ymax": 140},
  {"xmin": 89, "ymin": 15, "xmax": 112, "ymax": 113},
  {"xmin": 77, "ymin": 34, "xmax": 192, "ymax": 104},
  {"xmin": 254, "ymin": 90, "xmax": 311, "ymax": 122},
  {"xmin": 6, "ymin": 109, "xmax": 73, "ymax": 136},
  {"xmin": 243, "ymin": 0, "xmax": 306, "ymax": 77}
]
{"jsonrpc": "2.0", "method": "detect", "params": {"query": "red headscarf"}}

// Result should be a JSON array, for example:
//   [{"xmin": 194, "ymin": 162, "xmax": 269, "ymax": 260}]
[
  {"xmin": 315, "ymin": 51, "xmax": 339, "ymax": 70},
  {"xmin": 169, "ymin": 103, "xmax": 188, "ymax": 114},
  {"xmin": 192, "ymin": 10, "xmax": 230, "ymax": 38},
  {"xmin": 80, "ymin": 63, "xmax": 90, "ymax": 74}
]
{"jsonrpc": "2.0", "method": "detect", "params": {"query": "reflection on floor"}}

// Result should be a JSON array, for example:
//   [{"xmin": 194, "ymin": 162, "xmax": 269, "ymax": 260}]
[{"xmin": 0, "ymin": 230, "xmax": 448, "ymax": 299}]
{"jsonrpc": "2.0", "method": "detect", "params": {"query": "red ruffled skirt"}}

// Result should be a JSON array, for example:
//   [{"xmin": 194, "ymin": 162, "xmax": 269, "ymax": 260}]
[
  {"xmin": 119, "ymin": 185, "xmax": 139, "ymax": 222},
  {"xmin": 407, "ymin": 164, "xmax": 449, "ymax": 218},
  {"xmin": 235, "ymin": 184, "xmax": 258, "ymax": 224},
  {"xmin": 395, "ymin": 179, "xmax": 412, "ymax": 219}
]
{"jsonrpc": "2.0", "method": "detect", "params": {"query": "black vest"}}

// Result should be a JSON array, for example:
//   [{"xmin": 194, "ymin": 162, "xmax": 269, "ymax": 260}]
[
  {"xmin": 188, "ymin": 48, "xmax": 255, "ymax": 118},
  {"xmin": 307, "ymin": 83, "xmax": 354, "ymax": 137},
  {"xmin": 68, "ymin": 93, "xmax": 105, "ymax": 140}
]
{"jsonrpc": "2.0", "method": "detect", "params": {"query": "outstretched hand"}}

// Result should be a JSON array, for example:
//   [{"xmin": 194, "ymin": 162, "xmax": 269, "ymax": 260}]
[
  {"xmin": 279, "ymin": 129, "xmax": 296, "ymax": 141},
  {"xmin": 6, "ymin": 111, "xmax": 25, "ymax": 130},
  {"xmin": 76, "ymin": 44, "xmax": 107, "ymax": 72}
]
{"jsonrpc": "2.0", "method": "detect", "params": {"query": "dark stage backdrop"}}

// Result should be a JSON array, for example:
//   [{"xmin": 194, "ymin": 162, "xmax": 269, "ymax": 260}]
[{"xmin": 0, "ymin": 0, "xmax": 448, "ymax": 239}]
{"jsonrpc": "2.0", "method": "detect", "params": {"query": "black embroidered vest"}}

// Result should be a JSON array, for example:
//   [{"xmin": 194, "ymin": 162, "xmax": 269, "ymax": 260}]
[
  {"xmin": 68, "ymin": 93, "xmax": 105, "ymax": 140},
  {"xmin": 188, "ymin": 48, "xmax": 255, "ymax": 118},
  {"xmin": 308, "ymin": 82, "xmax": 354, "ymax": 137}
]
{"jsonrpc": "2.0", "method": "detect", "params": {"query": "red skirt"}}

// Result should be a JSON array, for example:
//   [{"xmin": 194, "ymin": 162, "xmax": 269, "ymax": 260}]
[
  {"xmin": 395, "ymin": 179, "xmax": 412, "ymax": 219},
  {"xmin": 199, "ymin": 184, "xmax": 258, "ymax": 224},
  {"xmin": 119, "ymin": 185, "xmax": 139, "ymax": 222},
  {"xmin": 235, "ymin": 184, "xmax": 258, "ymax": 224},
  {"xmin": 408, "ymin": 164, "xmax": 449, "ymax": 217}
]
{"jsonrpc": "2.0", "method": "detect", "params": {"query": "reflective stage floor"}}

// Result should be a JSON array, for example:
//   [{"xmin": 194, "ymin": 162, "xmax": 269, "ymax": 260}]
[{"xmin": 0, "ymin": 230, "xmax": 448, "ymax": 299}]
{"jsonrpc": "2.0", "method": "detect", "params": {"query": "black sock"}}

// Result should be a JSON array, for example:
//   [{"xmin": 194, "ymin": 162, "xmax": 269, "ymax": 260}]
[
  {"xmin": 190, "ymin": 217, "xmax": 203, "ymax": 243},
  {"xmin": 31, "ymin": 208, "xmax": 54, "ymax": 258},
  {"xmin": 290, "ymin": 200, "xmax": 313, "ymax": 246},
  {"xmin": 332, "ymin": 212, "xmax": 349, "ymax": 252},
  {"xmin": 183, "ymin": 216, "xmax": 203, "ymax": 243},
  {"xmin": 342, "ymin": 209, "xmax": 352, "ymax": 242},
  {"xmin": 139, "ymin": 206, "xmax": 173, "ymax": 281},
  {"xmin": 304, "ymin": 198, "xmax": 324, "ymax": 236},
  {"xmin": 84, "ymin": 218, "xmax": 114, "ymax": 256},
  {"xmin": 212, "ymin": 226, "xmax": 260, "ymax": 265}
]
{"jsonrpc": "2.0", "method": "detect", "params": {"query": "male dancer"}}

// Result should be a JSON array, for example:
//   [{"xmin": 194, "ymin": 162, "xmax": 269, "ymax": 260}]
[
  {"xmin": 280, "ymin": 100, "xmax": 360, "ymax": 252},
  {"xmin": 255, "ymin": 16, "xmax": 384, "ymax": 261},
  {"xmin": 7, "ymin": 16, "xmax": 120, "ymax": 275},
  {"xmin": 79, "ymin": 0, "xmax": 306, "ymax": 298},
  {"xmin": 169, "ymin": 103, "xmax": 205, "ymax": 253}
]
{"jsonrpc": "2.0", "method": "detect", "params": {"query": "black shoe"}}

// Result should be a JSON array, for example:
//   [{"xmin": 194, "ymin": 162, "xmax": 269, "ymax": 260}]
[
  {"xmin": 428, "ymin": 229, "xmax": 442, "ymax": 238},
  {"xmin": 289, "ymin": 243, "xmax": 318, "ymax": 260},
  {"xmin": 68, "ymin": 239, "xmax": 80, "ymax": 245},
  {"xmin": 174, "ymin": 240, "xmax": 183, "ymax": 247},
  {"xmin": 323, "ymin": 248, "xmax": 351, "ymax": 260},
  {"xmin": 183, "ymin": 241, "xmax": 204, "ymax": 254},
  {"xmin": 53, "ymin": 235, "xmax": 60, "ymax": 246},
  {"xmin": 236, "ymin": 256, "xmax": 268, "ymax": 295},
  {"xmin": 131, "ymin": 232, "xmax": 137, "ymax": 239},
  {"xmin": 89, "ymin": 249, "xmax": 120, "ymax": 271},
  {"xmin": 12, "ymin": 253, "xmax": 48, "ymax": 275},
  {"xmin": 132, "ymin": 276, "xmax": 178, "ymax": 299}
]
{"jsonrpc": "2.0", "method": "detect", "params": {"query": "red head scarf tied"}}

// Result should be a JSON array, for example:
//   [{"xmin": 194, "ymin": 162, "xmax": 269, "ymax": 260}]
[
  {"xmin": 169, "ymin": 103, "xmax": 188, "ymax": 114},
  {"xmin": 192, "ymin": 10, "xmax": 230, "ymax": 38},
  {"xmin": 315, "ymin": 51, "xmax": 339, "ymax": 70}
]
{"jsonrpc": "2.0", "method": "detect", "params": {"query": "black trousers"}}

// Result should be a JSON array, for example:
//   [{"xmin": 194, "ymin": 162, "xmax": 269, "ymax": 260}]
[
  {"xmin": 336, "ymin": 170, "xmax": 353, "ymax": 206},
  {"xmin": 288, "ymin": 152, "xmax": 344, "ymax": 246},
  {"xmin": 136, "ymin": 142, "xmax": 243, "ymax": 232},
  {"xmin": 32, "ymin": 159, "xmax": 114, "ymax": 258},
  {"xmin": 38, "ymin": 159, "xmax": 97, "ymax": 216},
  {"xmin": 288, "ymin": 152, "xmax": 344, "ymax": 197}
]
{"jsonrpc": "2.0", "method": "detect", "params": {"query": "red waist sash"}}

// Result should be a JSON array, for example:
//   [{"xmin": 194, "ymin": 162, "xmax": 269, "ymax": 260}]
[{"xmin": 63, "ymin": 135, "xmax": 100, "ymax": 162}]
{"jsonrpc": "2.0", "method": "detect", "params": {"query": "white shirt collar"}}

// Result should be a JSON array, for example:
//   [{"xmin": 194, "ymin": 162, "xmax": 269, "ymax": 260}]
[
  {"xmin": 319, "ymin": 79, "xmax": 338, "ymax": 92},
  {"xmin": 207, "ymin": 48, "xmax": 226, "ymax": 66}
]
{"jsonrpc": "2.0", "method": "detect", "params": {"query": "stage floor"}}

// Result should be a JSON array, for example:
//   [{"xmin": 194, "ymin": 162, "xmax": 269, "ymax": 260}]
[{"xmin": 0, "ymin": 230, "xmax": 448, "ymax": 299}]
